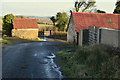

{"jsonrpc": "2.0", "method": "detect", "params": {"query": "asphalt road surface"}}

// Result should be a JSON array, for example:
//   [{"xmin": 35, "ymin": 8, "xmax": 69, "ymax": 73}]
[{"xmin": 2, "ymin": 41, "xmax": 67, "ymax": 79}]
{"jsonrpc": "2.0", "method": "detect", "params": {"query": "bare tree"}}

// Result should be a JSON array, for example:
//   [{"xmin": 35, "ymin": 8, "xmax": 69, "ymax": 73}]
[{"xmin": 74, "ymin": 0, "xmax": 96, "ymax": 12}]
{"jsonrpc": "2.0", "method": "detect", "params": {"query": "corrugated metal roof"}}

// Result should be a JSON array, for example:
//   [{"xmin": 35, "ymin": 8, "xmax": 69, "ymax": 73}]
[
  {"xmin": 72, "ymin": 12, "xmax": 120, "ymax": 32},
  {"xmin": 13, "ymin": 18, "xmax": 38, "ymax": 29}
]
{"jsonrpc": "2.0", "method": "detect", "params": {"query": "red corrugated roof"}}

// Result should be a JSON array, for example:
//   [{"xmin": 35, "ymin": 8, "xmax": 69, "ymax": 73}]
[
  {"xmin": 72, "ymin": 12, "xmax": 120, "ymax": 32},
  {"xmin": 13, "ymin": 18, "xmax": 38, "ymax": 29}
]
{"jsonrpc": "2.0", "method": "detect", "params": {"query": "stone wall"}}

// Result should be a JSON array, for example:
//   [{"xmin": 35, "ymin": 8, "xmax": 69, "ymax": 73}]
[
  {"xmin": 12, "ymin": 29, "xmax": 38, "ymax": 39},
  {"xmin": 67, "ymin": 15, "xmax": 78, "ymax": 44}
]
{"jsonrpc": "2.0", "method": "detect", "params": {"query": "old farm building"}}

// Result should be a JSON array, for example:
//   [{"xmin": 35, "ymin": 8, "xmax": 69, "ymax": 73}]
[
  {"xmin": 12, "ymin": 18, "xmax": 38, "ymax": 39},
  {"xmin": 67, "ymin": 12, "xmax": 120, "ymax": 47}
]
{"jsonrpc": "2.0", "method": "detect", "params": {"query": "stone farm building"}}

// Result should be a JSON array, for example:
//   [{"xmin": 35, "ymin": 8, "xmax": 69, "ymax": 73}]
[
  {"xmin": 67, "ymin": 12, "xmax": 120, "ymax": 47},
  {"xmin": 12, "ymin": 18, "xmax": 38, "ymax": 39}
]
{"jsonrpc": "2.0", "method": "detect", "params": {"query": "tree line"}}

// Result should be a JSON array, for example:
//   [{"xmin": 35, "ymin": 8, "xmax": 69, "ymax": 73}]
[{"xmin": 50, "ymin": 12, "xmax": 69, "ymax": 32}]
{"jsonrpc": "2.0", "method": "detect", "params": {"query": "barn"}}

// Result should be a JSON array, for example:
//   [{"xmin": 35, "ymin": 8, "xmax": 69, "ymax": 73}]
[
  {"xmin": 12, "ymin": 18, "xmax": 38, "ymax": 39},
  {"xmin": 67, "ymin": 12, "xmax": 120, "ymax": 47}
]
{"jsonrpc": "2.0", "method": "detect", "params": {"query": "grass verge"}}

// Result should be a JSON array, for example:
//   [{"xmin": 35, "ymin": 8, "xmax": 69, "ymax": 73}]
[
  {"xmin": 2, "ymin": 37, "xmax": 43, "ymax": 46},
  {"xmin": 56, "ymin": 44, "xmax": 120, "ymax": 78},
  {"xmin": 1, "ymin": 39, "xmax": 11, "ymax": 45}
]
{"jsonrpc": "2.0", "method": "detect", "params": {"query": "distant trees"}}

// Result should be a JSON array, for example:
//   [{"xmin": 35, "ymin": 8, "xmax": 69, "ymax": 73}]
[
  {"xmin": 3, "ymin": 14, "xmax": 16, "ymax": 36},
  {"xmin": 97, "ymin": 10, "xmax": 106, "ymax": 13},
  {"xmin": 56, "ymin": 12, "xmax": 69, "ymax": 31},
  {"xmin": 50, "ymin": 12, "xmax": 69, "ymax": 31},
  {"xmin": 50, "ymin": 16, "xmax": 56, "ymax": 26},
  {"xmin": 37, "ymin": 18, "xmax": 53, "ymax": 25},
  {"xmin": 74, "ymin": 0, "xmax": 96, "ymax": 12},
  {"xmin": 16, "ymin": 15, "xmax": 26, "ymax": 19},
  {"xmin": 113, "ymin": 0, "xmax": 120, "ymax": 14}
]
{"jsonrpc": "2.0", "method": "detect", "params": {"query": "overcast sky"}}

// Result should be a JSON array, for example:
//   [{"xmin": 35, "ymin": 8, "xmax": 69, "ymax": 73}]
[{"xmin": 0, "ymin": 0, "xmax": 117, "ymax": 17}]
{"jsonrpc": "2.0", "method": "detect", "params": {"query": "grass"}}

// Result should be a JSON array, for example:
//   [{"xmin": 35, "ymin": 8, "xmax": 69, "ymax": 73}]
[
  {"xmin": 0, "ymin": 37, "xmax": 11, "ymax": 45},
  {"xmin": 3, "ymin": 37, "xmax": 42, "ymax": 41},
  {"xmin": 38, "ymin": 24, "xmax": 53, "ymax": 27},
  {"xmin": 56, "ymin": 44, "xmax": 120, "ymax": 78},
  {"xmin": 22, "ymin": 37, "xmax": 43, "ymax": 42},
  {"xmin": 2, "ymin": 37, "xmax": 43, "ymax": 46},
  {"xmin": 52, "ymin": 44, "xmax": 75, "ymax": 47},
  {"xmin": 1, "ymin": 39, "xmax": 11, "ymax": 45},
  {"xmin": 38, "ymin": 23, "xmax": 53, "ymax": 31}
]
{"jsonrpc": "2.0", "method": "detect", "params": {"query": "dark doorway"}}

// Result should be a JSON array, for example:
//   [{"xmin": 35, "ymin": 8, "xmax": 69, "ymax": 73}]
[
  {"xmin": 99, "ymin": 29, "xmax": 102, "ymax": 43},
  {"xmin": 77, "ymin": 32, "xmax": 79, "ymax": 45}
]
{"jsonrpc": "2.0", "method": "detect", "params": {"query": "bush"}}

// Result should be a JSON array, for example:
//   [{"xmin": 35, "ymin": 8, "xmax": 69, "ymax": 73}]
[
  {"xmin": 57, "ymin": 44, "xmax": 120, "ymax": 78},
  {"xmin": 3, "ymin": 14, "xmax": 16, "ymax": 36}
]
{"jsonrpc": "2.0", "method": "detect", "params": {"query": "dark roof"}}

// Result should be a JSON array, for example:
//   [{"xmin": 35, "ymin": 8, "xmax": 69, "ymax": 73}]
[
  {"xmin": 72, "ymin": 12, "xmax": 120, "ymax": 32},
  {"xmin": 13, "ymin": 18, "xmax": 38, "ymax": 29}
]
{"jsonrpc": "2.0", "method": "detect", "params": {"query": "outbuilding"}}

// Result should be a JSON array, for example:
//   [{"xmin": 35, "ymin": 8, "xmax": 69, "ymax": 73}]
[
  {"xmin": 67, "ymin": 12, "xmax": 120, "ymax": 47},
  {"xmin": 12, "ymin": 18, "xmax": 38, "ymax": 39}
]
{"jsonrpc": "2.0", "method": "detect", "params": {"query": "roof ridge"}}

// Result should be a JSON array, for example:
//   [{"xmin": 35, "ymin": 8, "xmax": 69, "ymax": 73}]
[
  {"xmin": 72, "ymin": 12, "xmax": 120, "ymax": 16},
  {"xmin": 13, "ymin": 18, "xmax": 38, "ymax": 29},
  {"xmin": 14, "ymin": 18, "xmax": 37, "ymax": 20},
  {"xmin": 72, "ymin": 12, "xmax": 119, "ymax": 32}
]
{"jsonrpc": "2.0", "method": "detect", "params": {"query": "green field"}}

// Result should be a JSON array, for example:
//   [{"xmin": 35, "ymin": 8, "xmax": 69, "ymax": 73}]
[
  {"xmin": 2, "ymin": 37, "xmax": 43, "ymax": 46},
  {"xmin": 38, "ymin": 24, "xmax": 53, "ymax": 27},
  {"xmin": 38, "ymin": 24, "xmax": 53, "ymax": 31}
]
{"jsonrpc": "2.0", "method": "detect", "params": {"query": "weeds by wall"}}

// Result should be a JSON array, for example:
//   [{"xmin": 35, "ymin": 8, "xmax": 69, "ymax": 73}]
[{"xmin": 56, "ymin": 44, "xmax": 120, "ymax": 78}]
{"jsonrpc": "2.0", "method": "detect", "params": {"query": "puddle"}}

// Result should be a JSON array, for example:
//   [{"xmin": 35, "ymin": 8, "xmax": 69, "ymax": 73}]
[
  {"xmin": 34, "ymin": 53, "xmax": 37, "ymax": 57},
  {"xmin": 45, "ymin": 53, "xmax": 63, "ymax": 78},
  {"xmin": 39, "ymin": 37, "xmax": 47, "ymax": 41},
  {"xmin": 33, "ymin": 50, "xmax": 63, "ymax": 78},
  {"xmin": 39, "ymin": 59, "xmax": 48, "ymax": 64},
  {"xmin": 46, "ymin": 53, "xmax": 56, "ymax": 59}
]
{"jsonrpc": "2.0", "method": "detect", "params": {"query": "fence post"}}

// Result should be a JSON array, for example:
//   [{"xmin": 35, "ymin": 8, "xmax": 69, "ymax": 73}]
[
  {"xmin": 50, "ymin": 30, "xmax": 51, "ymax": 36},
  {"xmin": 79, "ymin": 29, "xmax": 83, "ymax": 46}
]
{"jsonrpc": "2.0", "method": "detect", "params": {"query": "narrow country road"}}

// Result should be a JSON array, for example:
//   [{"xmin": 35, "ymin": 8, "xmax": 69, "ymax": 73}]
[{"xmin": 2, "ymin": 41, "xmax": 67, "ymax": 79}]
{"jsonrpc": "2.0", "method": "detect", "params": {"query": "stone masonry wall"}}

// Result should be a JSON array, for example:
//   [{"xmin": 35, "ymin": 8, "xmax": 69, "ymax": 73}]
[
  {"xmin": 12, "ymin": 29, "xmax": 38, "ymax": 39},
  {"xmin": 67, "ymin": 15, "xmax": 78, "ymax": 44}
]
